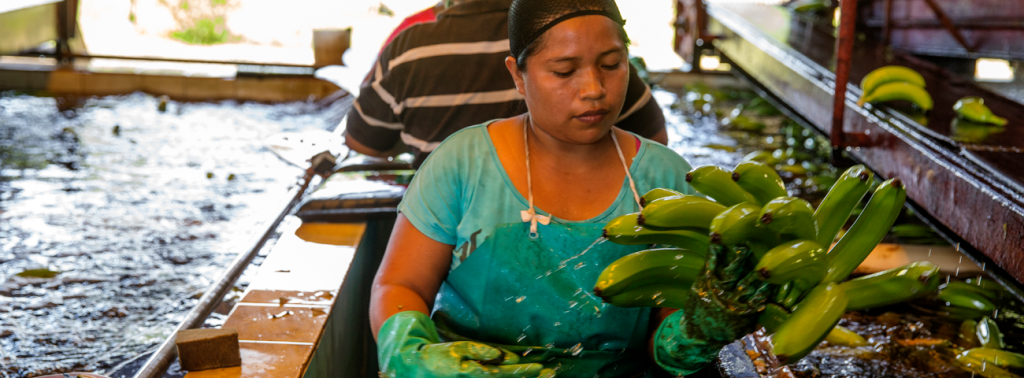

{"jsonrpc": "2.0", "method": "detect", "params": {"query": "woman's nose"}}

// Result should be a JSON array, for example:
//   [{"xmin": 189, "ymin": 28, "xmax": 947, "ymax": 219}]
[{"xmin": 578, "ymin": 69, "xmax": 606, "ymax": 101}]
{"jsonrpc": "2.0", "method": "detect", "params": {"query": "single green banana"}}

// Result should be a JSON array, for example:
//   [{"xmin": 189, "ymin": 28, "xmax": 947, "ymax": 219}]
[
  {"xmin": 977, "ymin": 317, "xmax": 1005, "ymax": 349},
  {"xmin": 965, "ymin": 276, "xmax": 1011, "ymax": 297},
  {"xmin": 755, "ymin": 240, "xmax": 826, "ymax": 285},
  {"xmin": 742, "ymin": 150, "xmax": 779, "ymax": 165},
  {"xmin": 593, "ymin": 248, "xmax": 706, "ymax": 297},
  {"xmin": 709, "ymin": 203, "xmax": 763, "ymax": 245},
  {"xmin": 639, "ymin": 195, "xmax": 727, "ymax": 230},
  {"xmin": 759, "ymin": 197, "xmax": 818, "ymax": 242},
  {"xmin": 859, "ymin": 66, "xmax": 926, "ymax": 98},
  {"xmin": 813, "ymin": 165, "xmax": 873, "ymax": 246},
  {"xmin": 759, "ymin": 303, "xmax": 792, "ymax": 334},
  {"xmin": 770, "ymin": 283, "xmax": 849, "ymax": 364},
  {"xmin": 959, "ymin": 348, "xmax": 1024, "ymax": 369},
  {"xmin": 824, "ymin": 178, "xmax": 906, "ymax": 283},
  {"xmin": 640, "ymin": 188, "xmax": 685, "ymax": 208},
  {"xmin": 781, "ymin": 279, "xmax": 813, "ymax": 309},
  {"xmin": 840, "ymin": 261, "xmax": 941, "ymax": 311},
  {"xmin": 936, "ymin": 305, "xmax": 988, "ymax": 321},
  {"xmin": 686, "ymin": 166, "xmax": 760, "ymax": 206},
  {"xmin": 601, "ymin": 283, "xmax": 690, "ymax": 308},
  {"xmin": 857, "ymin": 82, "xmax": 934, "ymax": 111},
  {"xmin": 955, "ymin": 97, "xmax": 1008, "ymax": 126},
  {"xmin": 603, "ymin": 213, "xmax": 711, "ymax": 252},
  {"xmin": 774, "ymin": 281, "xmax": 794, "ymax": 305},
  {"xmin": 942, "ymin": 281, "xmax": 999, "ymax": 300},
  {"xmin": 957, "ymin": 353, "xmax": 1023, "ymax": 378},
  {"xmin": 732, "ymin": 161, "xmax": 788, "ymax": 205},
  {"xmin": 960, "ymin": 319, "xmax": 981, "ymax": 347},
  {"xmin": 825, "ymin": 325, "xmax": 868, "ymax": 347},
  {"xmin": 938, "ymin": 285, "xmax": 997, "ymax": 312}
]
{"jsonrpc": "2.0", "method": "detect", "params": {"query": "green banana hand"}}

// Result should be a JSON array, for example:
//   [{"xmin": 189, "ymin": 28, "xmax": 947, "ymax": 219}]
[
  {"xmin": 824, "ymin": 325, "xmax": 867, "ymax": 347},
  {"xmin": 686, "ymin": 166, "xmax": 760, "ymax": 206},
  {"xmin": 824, "ymin": 178, "xmax": 906, "ymax": 283},
  {"xmin": 955, "ymin": 97, "xmax": 1008, "ymax": 126},
  {"xmin": 938, "ymin": 284, "xmax": 997, "ymax": 312},
  {"xmin": 604, "ymin": 213, "xmax": 711, "ymax": 252},
  {"xmin": 601, "ymin": 283, "xmax": 689, "ymax": 308},
  {"xmin": 641, "ymin": 188, "xmax": 685, "ymax": 208},
  {"xmin": 857, "ymin": 82, "xmax": 934, "ymax": 111},
  {"xmin": 754, "ymin": 240, "xmax": 826, "ymax": 285},
  {"xmin": 770, "ymin": 283, "xmax": 848, "ymax": 364},
  {"xmin": 840, "ymin": 261, "xmax": 941, "ymax": 311},
  {"xmin": 732, "ymin": 161, "xmax": 787, "ymax": 205},
  {"xmin": 977, "ymin": 316, "xmax": 1005, "ymax": 349},
  {"xmin": 593, "ymin": 248, "xmax": 706, "ymax": 297},
  {"xmin": 813, "ymin": 165, "xmax": 873, "ymax": 246},
  {"xmin": 859, "ymin": 66, "xmax": 926, "ymax": 98},
  {"xmin": 959, "ymin": 348, "xmax": 1024, "ymax": 369},
  {"xmin": 639, "ymin": 195, "xmax": 727, "ymax": 230},
  {"xmin": 759, "ymin": 197, "xmax": 818, "ymax": 242}
]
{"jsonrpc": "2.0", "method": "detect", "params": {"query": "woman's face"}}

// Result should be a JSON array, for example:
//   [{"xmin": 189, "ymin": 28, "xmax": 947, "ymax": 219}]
[{"xmin": 506, "ymin": 16, "xmax": 629, "ymax": 145}]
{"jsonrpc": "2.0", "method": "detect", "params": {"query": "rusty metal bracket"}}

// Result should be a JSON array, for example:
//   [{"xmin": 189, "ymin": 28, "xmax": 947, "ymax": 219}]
[
  {"xmin": 921, "ymin": 0, "xmax": 974, "ymax": 52},
  {"xmin": 831, "ymin": 0, "xmax": 862, "ymax": 151}
]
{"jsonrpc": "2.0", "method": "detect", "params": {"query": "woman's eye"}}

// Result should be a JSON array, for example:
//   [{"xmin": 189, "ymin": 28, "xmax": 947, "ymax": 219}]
[
  {"xmin": 603, "ymin": 62, "xmax": 622, "ymax": 70},
  {"xmin": 553, "ymin": 70, "xmax": 574, "ymax": 78}
]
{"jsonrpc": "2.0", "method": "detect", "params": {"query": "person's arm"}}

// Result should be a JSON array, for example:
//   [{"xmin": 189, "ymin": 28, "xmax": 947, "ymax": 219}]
[
  {"xmin": 616, "ymin": 63, "xmax": 668, "ymax": 145},
  {"xmin": 371, "ymin": 213, "xmax": 455, "ymax": 339}
]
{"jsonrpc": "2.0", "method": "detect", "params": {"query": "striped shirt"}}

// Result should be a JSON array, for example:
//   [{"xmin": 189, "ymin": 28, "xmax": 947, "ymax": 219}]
[{"xmin": 346, "ymin": 0, "xmax": 664, "ymax": 168}]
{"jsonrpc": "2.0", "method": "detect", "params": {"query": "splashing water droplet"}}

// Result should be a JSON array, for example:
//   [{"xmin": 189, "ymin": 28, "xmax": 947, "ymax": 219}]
[
  {"xmin": 516, "ymin": 296, "xmax": 526, "ymax": 303},
  {"xmin": 675, "ymin": 254, "xmax": 685, "ymax": 260},
  {"xmin": 553, "ymin": 322, "xmax": 561, "ymax": 327},
  {"xmin": 573, "ymin": 288, "xmax": 583, "ymax": 296},
  {"xmin": 574, "ymin": 262, "xmax": 586, "ymax": 270},
  {"xmin": 565, "ymin": 343, "xmax": 584, "ymax": 356},
  {"xmin": 518, "ymin": 334, "xmax": 527, "ymax": 342}
]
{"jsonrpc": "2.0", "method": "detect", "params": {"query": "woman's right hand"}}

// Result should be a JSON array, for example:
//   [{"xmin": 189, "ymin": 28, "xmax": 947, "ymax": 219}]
[{"xmin": 378, "ymin": 311, "xmax": 556, "ymax": 378}]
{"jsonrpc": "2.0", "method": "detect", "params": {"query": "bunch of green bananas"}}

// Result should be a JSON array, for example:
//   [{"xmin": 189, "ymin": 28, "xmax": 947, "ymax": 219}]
[
  {"xmin": 595, "ymin": 162, "xmax": 949, "ymax": 365},
  {"xmin": 954, "ymin": 97, "xmax": 1008, "ymax": 126},
  {"xmin": 857, "ymin": 66, "xmax": 933, "ymax": 111}
]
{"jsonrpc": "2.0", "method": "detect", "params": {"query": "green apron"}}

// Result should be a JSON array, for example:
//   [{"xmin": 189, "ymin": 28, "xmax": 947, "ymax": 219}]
[{"xmin": 432, "ymin": 117, "xmax": 652, "ymax": 377}]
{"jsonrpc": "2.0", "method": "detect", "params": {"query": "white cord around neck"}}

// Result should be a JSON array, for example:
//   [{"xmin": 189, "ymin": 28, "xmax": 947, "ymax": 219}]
[{"xmin": 519, "ymin": 115, "xmax": 641, "ymax": 237}]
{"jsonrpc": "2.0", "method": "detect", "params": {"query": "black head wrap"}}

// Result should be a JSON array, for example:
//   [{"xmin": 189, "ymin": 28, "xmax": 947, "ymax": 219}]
[{"xmin": 508, "ymin": 0, "xmax": 626, "ymax": 63}]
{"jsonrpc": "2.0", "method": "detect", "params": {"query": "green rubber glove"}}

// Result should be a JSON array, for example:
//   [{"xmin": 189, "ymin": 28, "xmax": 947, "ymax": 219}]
[
  {"xmin": 654, "ymin": 245, "xmax": 773, "ymax": 375},
  {"xmin": 377, "ymin": 311, "xmax": 554, "ymax": 378}
]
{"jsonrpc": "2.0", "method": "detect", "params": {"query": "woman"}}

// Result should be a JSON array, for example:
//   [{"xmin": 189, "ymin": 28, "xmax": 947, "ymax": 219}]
[{"xmin": 370, "ymin": 0, "xmax": 697, "ymax": 376}]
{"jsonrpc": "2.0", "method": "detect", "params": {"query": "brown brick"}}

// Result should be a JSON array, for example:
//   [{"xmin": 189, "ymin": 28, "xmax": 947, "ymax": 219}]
[{"xmin": 175, "ymin": 328, "xmax": 242, "ymax": 371}]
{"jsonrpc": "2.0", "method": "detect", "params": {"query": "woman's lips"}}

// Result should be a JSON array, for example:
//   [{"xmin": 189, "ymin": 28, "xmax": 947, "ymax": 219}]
[{"xmin": 575, "ymin": 109, "xmax": 610, "ymax": 124}]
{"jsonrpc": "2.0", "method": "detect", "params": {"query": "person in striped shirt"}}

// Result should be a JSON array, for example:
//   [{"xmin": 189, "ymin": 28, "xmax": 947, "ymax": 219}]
[{"xmin": 344, "ymin": 0, "xmax": 667, "ymax": 168}]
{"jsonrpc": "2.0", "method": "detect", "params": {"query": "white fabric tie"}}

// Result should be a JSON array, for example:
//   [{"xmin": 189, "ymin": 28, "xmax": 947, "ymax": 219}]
[{"xmin": 520, "ymin": 115, "xmax": 640, "ymax": 237}]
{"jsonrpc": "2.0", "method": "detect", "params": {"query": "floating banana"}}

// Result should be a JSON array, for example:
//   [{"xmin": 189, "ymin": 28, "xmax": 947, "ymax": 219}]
[
  {"xmin": 938, "ymin": 284, "xmax": 997, "ymax": 312},
  {"xmin": 641, "ymin": 188, "xmax": 685, "ymax": 208},
  {"xmin": 958, "ymin": 348, "xmax": 1024, "ymax": 369},
  {"xmin": 755, "ymin": 240, "xmax": 826, "ymax": 285},
  {"xmin": 824, "ymin": 178, "xmax": 906, "ymax": 283},
  {"xmin": 732, "ymin": 161, "xmax": 788, "ymax": 205},
  {"xmin": 859, "ymin": 66, "xmax": 926, "ymax": 98},
  {"xmin": 686, "ymin": 166, "xmax": 759, "ymax": 206},
  {"xmin": 957, "ymin": 353, "xmax": 1022, "ymax": 378},
  {"xmin": 603, "ymin": 213, "xmax": 711, "ymax": 252},
  {"xmin": 601, "ymin": 283, "xmax": 690, "ymax": 308},
  {"xmin": 759, "ymin": 197, "xmax": 818, "ymax": 242},
  {"xmin": 813, "ymin": 165, "xmax": 873, "ymax": 246},
  {"xmin": 825, "ymin": 325, "xmax": 868, "ymax": 347},
  {"xmin": 977, "ymin": 317, "xmax": 1005, "ymax": 349},
  {"xmin": 943, "ymin": 281, "xmax": 1000, "ymax": 300},
  {"xmin": 840, "ymin": 261, "xmax": 941, "ymax": 311},
  {"xmin": 857, "ymin": 82, "xmax": 933, "ymax": 111},
  {"xmin": 770, "ymin": 283, "xmax": 848, "ymax": 364},
  {"xmin": 960, "ymin": 319, "xmax": 981, "ymax": 347},
  {"xmin": 593, "ymin": 248, "xmax": 706, "ymax": 298},
  {"xmin": 639, "ymin": 195, "xmax": 727, "ymax": 230},
  {"xmin": 955, "ymin": 97, "xmax": 1008, "ymax": 126}
]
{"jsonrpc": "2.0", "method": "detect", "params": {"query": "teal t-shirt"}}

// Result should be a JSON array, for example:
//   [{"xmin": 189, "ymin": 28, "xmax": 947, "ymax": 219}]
[{"xmin": 398, "ymin": 121, "xmax": 696, "ymax": 270}]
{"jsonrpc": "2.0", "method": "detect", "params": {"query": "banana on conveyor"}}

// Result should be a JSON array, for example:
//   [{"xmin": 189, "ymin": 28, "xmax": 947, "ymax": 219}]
[
  {"xmin": 938, "ymin": 282, "xmax": 997, "ymax": 312},
  {"xmin": 857, "ymin": 82, "xmax": 934, "ymax": 111},
  {"xmin": 859, "ymin": 66, "xmax": 926, "ymax": 99},
  {"xmin": 824, "ymin": 325, "xmax": 868, "ymax": 347},
  {"xmin": 593, "ymin": 248, "xmax": 706, "ymax": 298},
  {"xmin": 758, "ymin": 197, "xmax": 818, "ymax": 242},
  {"xmin": 955, "ymin": 97, "xmax": 1008, "ymax": 126},
  {"xmin": 601, "ymin": 284, "xmax": 689, "ymax": 309},
  {"xmin": 603, "ymin": 213, "xmax": 711, "ymax": 252},
  {"xmin": 760, "ymin": 304, "xmax": 867, "ymax": 348},
  {"xmin": 840, "ymin": 261, "xmax": 941, "ymax": 311},
  {"xmin": 754, "ymin": 240, "xmax": 826, "ymax": 285},
  {"xmin": 640, "ymin": 188, "xmax": 685, "ymax": 208},
  {"xmin": 813, "ymin": 165, "xmax": 873, "ymax": 246},
  {"xmin": 639, "ymin": 195, "xmax": 727, "ymax": 230},
  {"xmin": 732, "ymin": 161, "xmax": 788, "ymax": 205},
  {"xmin": 823, "ymin": 178, "xmax": 907, "ymax": 283},
  {"xmin": 770, "ymin": 283, "xmax": 849, "ymax": 364},
  {"xmin": 959, "ymin": 348, "xmax": 1024, "ymax": 369},
  {"xmin": 977, "ymin": 316, "xmax": 1005, "ymax": 350},
  {"xmin": 686, "ymin": 166, "xmax": 760, "ymax": 206}
]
